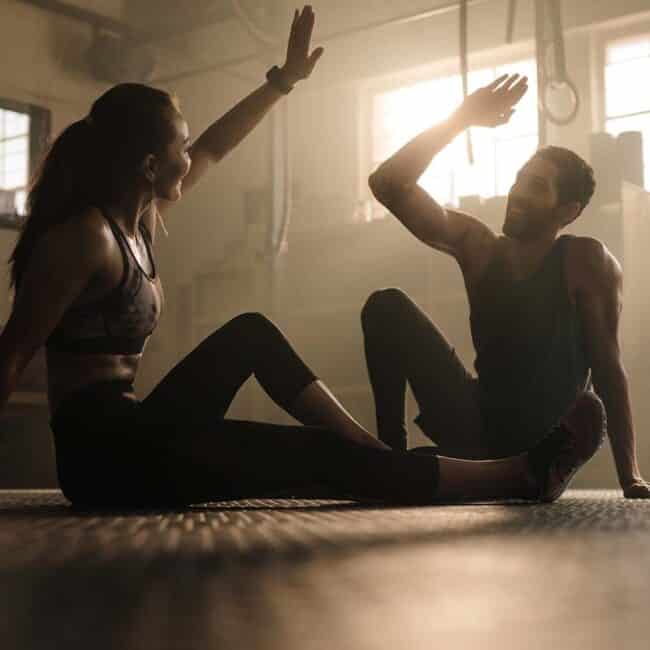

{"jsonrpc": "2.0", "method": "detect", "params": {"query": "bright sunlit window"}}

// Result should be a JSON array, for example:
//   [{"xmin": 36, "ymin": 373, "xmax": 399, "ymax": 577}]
[
  {"xmin": 370, "ymin": 59, "xmax": 538, "ymax": 210},
  {"xmin": 605, "ymin": 34, "xmax": 650, "ymax": 190},
  {"xmin": 0, "ymin": 106, "xmax": 30, "ymax": 216}
]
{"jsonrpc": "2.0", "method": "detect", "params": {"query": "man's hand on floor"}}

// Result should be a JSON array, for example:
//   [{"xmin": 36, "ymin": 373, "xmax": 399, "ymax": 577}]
[{"xmin": 622, "ymin": 477, "xmax": 650, "ymax": 499}]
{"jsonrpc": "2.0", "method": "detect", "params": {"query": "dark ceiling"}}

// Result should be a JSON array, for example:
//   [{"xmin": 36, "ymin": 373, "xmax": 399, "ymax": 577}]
[{"xmin": 123, "ymin": 0, "xmax": 290, "ymax": 42}]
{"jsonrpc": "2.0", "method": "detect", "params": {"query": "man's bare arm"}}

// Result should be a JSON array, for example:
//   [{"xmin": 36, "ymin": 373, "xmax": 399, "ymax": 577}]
[
  {"xmin": 577, "ymin": 239, "xmax": 649, "ymax": 498},
  {"xmin": 369, "ymin": 74, "xmax": 527, "ymax": 273},
  {"xmin": 369, "ymin": 176, "xmax": 496, "ymax": 274}
]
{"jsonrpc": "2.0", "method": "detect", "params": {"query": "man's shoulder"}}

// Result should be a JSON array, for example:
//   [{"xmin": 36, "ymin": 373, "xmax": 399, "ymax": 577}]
[{"xmin": 565, "ymin": 235, "xmax": 622, "ymax": 290}]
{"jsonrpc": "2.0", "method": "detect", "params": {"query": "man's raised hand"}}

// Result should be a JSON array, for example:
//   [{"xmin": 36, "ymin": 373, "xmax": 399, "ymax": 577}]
[{"xmin": 456, "ymin": 73, "xmax": 529, "ymax": 129}]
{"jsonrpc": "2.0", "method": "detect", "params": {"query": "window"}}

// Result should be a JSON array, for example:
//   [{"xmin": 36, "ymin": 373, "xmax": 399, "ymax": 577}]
[
  {"xmin": 604, "ymin": 34, "xmax": 650, "ymax": 190},
  {"xmin": 0, "ymin": 99, "xmax": 49, "ymax": 227},
  {"xmin": 0, "ymin": 106, "xmax": 30, "ymax": 217},
  {"xmin": 369, "ymin": 58, "xmax": 538, "ymax": 212}
]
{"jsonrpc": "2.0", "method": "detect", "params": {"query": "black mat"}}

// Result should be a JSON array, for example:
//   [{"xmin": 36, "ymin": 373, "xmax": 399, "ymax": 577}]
[{"xmin": 1, "ymin": 489, "xmax": 648, "ymax": 649}]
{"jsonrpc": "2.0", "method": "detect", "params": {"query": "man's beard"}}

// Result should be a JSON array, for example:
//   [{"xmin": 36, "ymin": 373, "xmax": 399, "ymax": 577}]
[{"xmin": 502, "ymin": 202, "xmax": 553, "ymax": 241}]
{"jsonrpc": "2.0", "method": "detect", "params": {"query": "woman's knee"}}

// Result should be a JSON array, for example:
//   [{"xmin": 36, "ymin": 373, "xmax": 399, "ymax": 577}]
[
  {"xmin": 202, "ymin": 312, "xmax": 280, "ymax": 352},
  {"xmin": 225, "ymin": 312, "xmax": 278, "ymax": 338},
  {"xmin": 361, "ymin": 288, "xmax": 411, "ymax": 327}
]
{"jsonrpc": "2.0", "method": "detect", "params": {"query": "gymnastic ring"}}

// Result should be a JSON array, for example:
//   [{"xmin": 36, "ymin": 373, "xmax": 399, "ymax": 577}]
[{"xmin": 540, "ymin": 77, "xmax": 580, "ymax": 126}]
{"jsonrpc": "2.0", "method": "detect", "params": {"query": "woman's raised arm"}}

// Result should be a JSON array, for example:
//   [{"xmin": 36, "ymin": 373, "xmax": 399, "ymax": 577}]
[{"xmin": 158, "ymin": 5, "xmax": 324, "ymax": 215}]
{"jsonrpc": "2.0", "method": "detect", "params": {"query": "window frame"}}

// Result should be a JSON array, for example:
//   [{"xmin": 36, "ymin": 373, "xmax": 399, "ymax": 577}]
[
  {"xmin": 0, "ymin": 97, "xmax": 51, "ymax": 229},
  {"xmin": 591, "ymin": 14, "xmax": 650, "ymax": 142}
]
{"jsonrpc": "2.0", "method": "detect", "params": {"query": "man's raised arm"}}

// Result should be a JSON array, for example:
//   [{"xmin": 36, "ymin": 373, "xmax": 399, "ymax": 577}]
[{"xmin": 368, "ymin": 74, "xmax": 527, "ymax": 271}]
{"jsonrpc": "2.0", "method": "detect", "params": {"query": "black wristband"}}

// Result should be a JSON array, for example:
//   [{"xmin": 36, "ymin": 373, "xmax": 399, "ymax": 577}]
[{"xmin": 266, "ymin": 66, "xmax": 294, "ymax": 94}]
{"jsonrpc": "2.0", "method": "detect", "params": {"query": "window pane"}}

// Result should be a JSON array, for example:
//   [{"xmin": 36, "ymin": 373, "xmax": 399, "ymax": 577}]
[
  {"xmin": 495, "ymin": 135, "xmax": 538, "ymax": 196},
  {"xmin": 455, "ymin": 157, "xmax": 497, "ymax": 200},
  {"xmin": 0, "ymin": 111, "xmax": 31, "ymax": 198},
  {"xmin": 496, "ymin": 60, "xmax": 538, "ymax": 136},
  {"xmin": 605, "ymin": 58, "xmax": 650, "ymax": 117},
  {"xmin": 3, "ymin": 110, "xmax": 30, "ymax": 138},
  {"xmin": 5, "ymin": 157, "xmax": 27, "ymax": 188},
  {"xmin": 372, "ymin": 74, "xmax": 463, "ymax": 161},
  {"xmin": 606, "ymin": 113, "xmax": 650, "ymax": 189},
  {"xmin": 4, "ymin": 136, "xmax": 27, "ymax": 156},
  {"xmin": 15, "ymin": 189, "xmax": 27, "ymax": 216},
  {"xmin": 496, "ymin": 59, "xmax": 537, "ymax": 79},
  {"xmin": 0, "ymin": 135, "xmax": 29, "ymax": 189},
  {"xmin": 607, "ymin": 36, "xmax": 650, "ymax": 64},
  {"xmin": 454, "ymin": 128, "xmax": 497, "ymax": 199},
  {"xmin": 419, "ymin": 168, "xmax": 453, "ymax": 205},
  {"xmin": 467, "ymin": 67, "xmax": 494, "ymax": 93}
]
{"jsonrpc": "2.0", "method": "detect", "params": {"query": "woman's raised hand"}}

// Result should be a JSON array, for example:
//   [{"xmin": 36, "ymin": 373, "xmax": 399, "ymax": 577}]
[
  {"xmin": 281, "ymin": 5, "xmax": 324, "ymax": 85},
  {"xmin": 456, "ymin": 73, "xmax": 529, "ymax": 128}
]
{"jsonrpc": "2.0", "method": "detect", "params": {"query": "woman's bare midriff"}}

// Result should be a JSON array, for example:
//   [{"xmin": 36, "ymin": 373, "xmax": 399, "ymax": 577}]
[{"xmin": 46, "ymin": 349, "xmax": 141, "ymax": 416}]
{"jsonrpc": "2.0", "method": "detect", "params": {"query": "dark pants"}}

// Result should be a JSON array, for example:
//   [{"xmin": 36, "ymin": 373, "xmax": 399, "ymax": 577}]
[
  {"xmin": 362, "ymin": 288, "xmax": 489, "ymax": 459},
  {"xmin": 51, "ymin": 313, "xmax": 439, "ymax": 508}
]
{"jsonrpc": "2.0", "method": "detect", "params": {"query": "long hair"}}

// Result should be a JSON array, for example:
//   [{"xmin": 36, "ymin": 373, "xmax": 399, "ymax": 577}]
[{"xmin": 9, "ymin": 83, "xmax": 179, "ymax": 291}]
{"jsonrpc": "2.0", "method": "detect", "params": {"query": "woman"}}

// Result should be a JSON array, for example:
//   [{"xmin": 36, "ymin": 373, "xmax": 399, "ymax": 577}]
[{"xmin": 0, "ymin": 7, "xmax": 603, "ymax": 508}]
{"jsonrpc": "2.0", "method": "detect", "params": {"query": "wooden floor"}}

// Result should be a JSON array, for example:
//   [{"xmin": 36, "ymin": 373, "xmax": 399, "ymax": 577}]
[{"xmin": 1, "ymin": 489, "xmax": 648, "ymax": 649}]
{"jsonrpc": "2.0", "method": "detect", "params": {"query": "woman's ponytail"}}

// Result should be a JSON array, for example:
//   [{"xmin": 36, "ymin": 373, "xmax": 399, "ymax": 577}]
[
  {"xmin": 9, "ymin": 118, "xmax": 97, "ymax": 291},
  {"xmin": 9, "ymin": 83, "xmax": 179, "ymax": 292}
]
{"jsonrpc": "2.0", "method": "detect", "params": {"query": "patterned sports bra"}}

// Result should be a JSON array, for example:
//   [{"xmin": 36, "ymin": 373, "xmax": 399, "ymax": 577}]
[{"xmin": 46, "ymin": 211, "xmax": 163, "ymax": 355}]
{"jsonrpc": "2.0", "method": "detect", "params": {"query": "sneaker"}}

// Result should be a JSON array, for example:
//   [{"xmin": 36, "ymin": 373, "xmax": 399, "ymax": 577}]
[{"xmin": 527, "ymin": 391, "xmax": 607, "ymax": 502}]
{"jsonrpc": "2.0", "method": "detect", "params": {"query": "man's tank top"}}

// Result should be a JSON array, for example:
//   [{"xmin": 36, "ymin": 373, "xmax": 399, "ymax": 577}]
[
  {"xmin": 469, "ymin": 235, "xmax": 590, "ymax": 456},
  {"xmin": 46, "ymin": 212, "xmax": 163, "ymax": 356}
]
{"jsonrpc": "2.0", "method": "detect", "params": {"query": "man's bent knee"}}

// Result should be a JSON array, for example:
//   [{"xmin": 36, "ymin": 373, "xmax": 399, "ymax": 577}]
[{"xmin": 361, "ymin": 288, "xmax": 410, "ymax": 326}]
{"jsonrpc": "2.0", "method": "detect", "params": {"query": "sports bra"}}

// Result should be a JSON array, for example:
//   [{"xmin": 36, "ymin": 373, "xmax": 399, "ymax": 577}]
[{"xmin": 46, "ymin": 211, "xmax": 163, "ymax": 355}]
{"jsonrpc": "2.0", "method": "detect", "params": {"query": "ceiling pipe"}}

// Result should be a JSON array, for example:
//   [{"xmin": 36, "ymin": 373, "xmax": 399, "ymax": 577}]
[
  {"xmin": 20, "ymin": 0, "xmax": 495, "ymax": 85},
  {"xmin": 17, "ymin": 0, "xmax": 139, "ymax": 38},
  {"xmin": 153, "ymin": 0, "xmax": 492, "ymax": 84},
  {"xmin": 18, "ymin": 0, "xmax": 236, "ymax": 45},
  {"xmin": 17, "ymin": 0, "xmax": 258, "ymax": 83}
]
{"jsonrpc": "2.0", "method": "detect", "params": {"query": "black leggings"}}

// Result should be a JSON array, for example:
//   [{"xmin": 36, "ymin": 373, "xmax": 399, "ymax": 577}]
[{"xmin": 51, "ymin": 313, "xmax": 439, "ymax": 508}]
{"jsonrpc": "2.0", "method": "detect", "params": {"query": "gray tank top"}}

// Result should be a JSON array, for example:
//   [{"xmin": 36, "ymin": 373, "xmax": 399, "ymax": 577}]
[{"xmin": 468, "ymin": 235, "xmax": 590, "ymax": 456}]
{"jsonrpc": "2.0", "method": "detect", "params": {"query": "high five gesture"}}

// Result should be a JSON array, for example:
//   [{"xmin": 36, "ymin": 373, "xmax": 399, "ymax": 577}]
[
  {"xmin": 456, "ymin": 73, "xmax": 529, "ymax": 128},
  {"xmin": 281, "ymin": 6, "xmax": 325, "ymax": 85},
  {"xmin": 156, "ymin": 6, "xmax": 324, "ymax": 216}
]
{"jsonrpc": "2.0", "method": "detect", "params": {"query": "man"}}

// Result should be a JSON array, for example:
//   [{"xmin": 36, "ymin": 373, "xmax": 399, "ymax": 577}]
[{"xmin": 363, "ymin": 73, "xmax": 649, "ymax": 498}]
